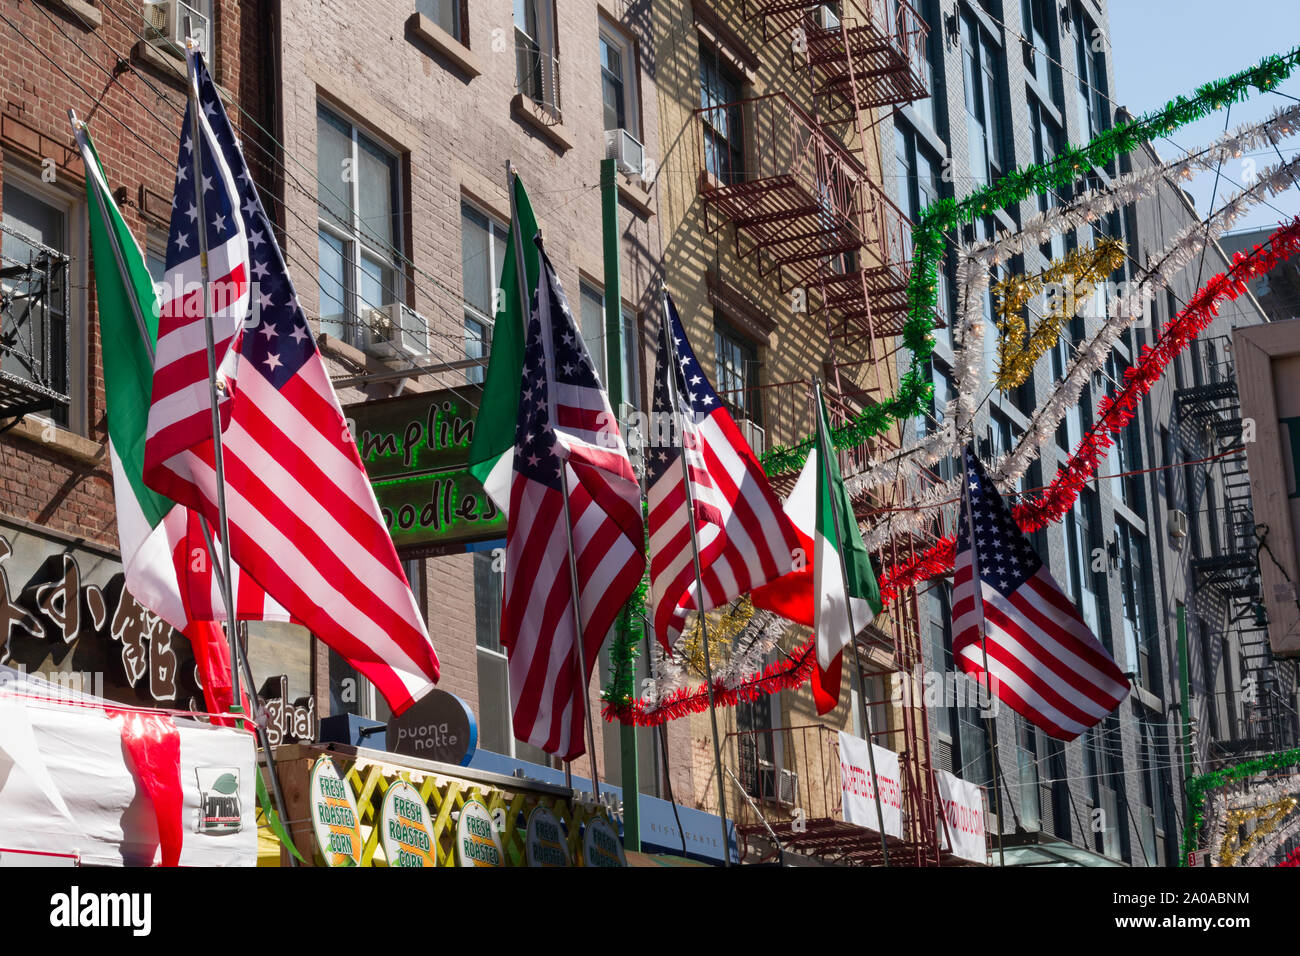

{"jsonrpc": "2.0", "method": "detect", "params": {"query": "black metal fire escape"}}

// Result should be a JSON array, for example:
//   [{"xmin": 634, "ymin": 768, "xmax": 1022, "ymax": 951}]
[{"xmin": 0, "ymin": 222, "xmax": 71, "ymax": 425}]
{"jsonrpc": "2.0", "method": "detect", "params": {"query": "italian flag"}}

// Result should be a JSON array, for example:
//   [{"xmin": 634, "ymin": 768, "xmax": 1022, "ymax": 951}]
[
  {"xmin": 74, "ymin": 120, "xmax": 238, "ymax": 714},
  {"xmin": 751, "ymin": 389, "xmax": 881, "ymax": 714},
  {"xmin": 467, "ymin": 173, "xmax": 539, "ymax": 515}
]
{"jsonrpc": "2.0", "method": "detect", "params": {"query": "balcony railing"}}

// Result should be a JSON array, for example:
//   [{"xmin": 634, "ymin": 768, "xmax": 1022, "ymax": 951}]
[{"xmin": 694, "ymin": 92, "xmax": 915, "ymax": 340}]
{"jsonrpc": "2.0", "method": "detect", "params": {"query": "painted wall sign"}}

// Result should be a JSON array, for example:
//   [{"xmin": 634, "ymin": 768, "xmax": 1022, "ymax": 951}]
[
  {"xmin": 386, "ymin": 688, "xmax": 476, "ymax": 765},
  {"xmin": 380, "ymin": 780, "xmax": 437, "ymax": 867},
  {"xmin": 455, "ymin": 798, "xmax": 504, "ymax": 867},
  {"xmin": 345, "ymin": 386, "xmax": 506, "ymax": 556},
  {"xmin": 308, "ymin": 755, "xmax": 362, "ymax": 866},
  {"xmin": 525, "ymin": 805, "xmax": 570, "ymax": 867},
  {"xmin": 837, "ymin": 731, "xmax": 904, "ymax": 838},
  {"xmin": 258, "ymin": 675, "xmax": 317, "ymax": 747}
]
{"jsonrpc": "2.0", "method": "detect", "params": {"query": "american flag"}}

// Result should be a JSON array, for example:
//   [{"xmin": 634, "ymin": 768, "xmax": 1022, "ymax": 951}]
[
  {"xmin": 141, "ymin": 50, "xmax": 440, "ymax": 713},
  {"xmin": 646, "ymin": 295, "xmax": 801, "ymax": 649},
  {"xmin": 502, "ymin": 242, "xmax": 644, "ymax": 760},
  {"xmin": 952, "ymin": 445, "xmax": 1128, "ymax": 740}
]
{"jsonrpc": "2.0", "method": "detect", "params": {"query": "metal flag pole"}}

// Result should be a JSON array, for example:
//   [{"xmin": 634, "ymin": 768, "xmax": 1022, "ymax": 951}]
[
  {"xmin": 810, "ymin": 378, "xmax": 890, "ymax": 866},
  {"xmin": 506, "ymin": 162, "xmax": 601, "ymax": 797},
  {"xmin": 962, "ymin": 455, "xmax": 1006, "ymax": 867},
  {"xmin": 193, "ymin": 520, "xmax": 298, "ymax": 866},
  {"xmin": 659, "ymin": 291, "xmax": 731, "ymax": 865},
  {"xmin": 183, "ymin": 36, "xmax": 242, "ymax": 723}
]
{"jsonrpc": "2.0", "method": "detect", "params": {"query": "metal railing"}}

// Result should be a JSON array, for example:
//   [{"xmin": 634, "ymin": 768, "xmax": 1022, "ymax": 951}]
[{"xmin": 0, "ymin": 221, "xmax": 71, "ymax": 419}]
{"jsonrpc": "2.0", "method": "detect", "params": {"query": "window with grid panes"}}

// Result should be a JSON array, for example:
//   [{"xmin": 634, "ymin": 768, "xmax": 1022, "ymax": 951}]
[
  {"xmin": 460, "ymin": 202, "xmax": 508, "ymax": 385},
  {"xmin": 960, "ymin": 12, "xmax": 1008, "ymax": 188},
  {"xmin": 316, "ymin": 105, "xmax": 403, "ymax": 350},
  {"xmin": 699, "ymin": 52, "xmax": 744, "ymax": 185},
  {"xmin": 714, "ymin": 318, "xmax": 762, "ymax": 426}
]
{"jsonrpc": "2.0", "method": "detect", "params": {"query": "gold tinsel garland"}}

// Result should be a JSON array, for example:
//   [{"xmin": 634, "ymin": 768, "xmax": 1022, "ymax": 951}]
[
  {"xmin": 992, "ymin": 237, "xmax": 1127, "ymax": 390},
  {"xmin": 1218, "ymin": 795, "xmax": 1298, "ymax": 867},
  {"xmin": 679, "ymin": 596, "xmax": 755, "ymax": 680}
]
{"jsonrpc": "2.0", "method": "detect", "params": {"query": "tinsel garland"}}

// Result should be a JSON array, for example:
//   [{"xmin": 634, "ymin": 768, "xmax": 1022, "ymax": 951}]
[
  {"xmin": 839, "ymin": 104, "xmax": 1300, "ymax": 510},
  {"xmin": 856, "ymin": 157, "xmax": 1300, "ymax": 555},
  {"xmin": 1202, "ymin": 777, "xmax": 1300, "ymax": 866},
  {"xmin": 994, "ymin": 238, "xmax": 1127, "ymax": 390},
  {"xmin": 1276, "ymin": 847, "xmax": 1300, "ymax": 867},
  {"xmin": 1181, "ymin": 747, "xmax": 1300, "ymax": 866},
  {"xmin": 876, "ymin": 216, "xmax": 1300, "ymax": 604},
  {"xmin": 600, "ymin": 571, "xmax": 649, "ymax": 709},
  {"xmin": 759, "ymin": 46, "xmax": 1300, "ymax": 478}
]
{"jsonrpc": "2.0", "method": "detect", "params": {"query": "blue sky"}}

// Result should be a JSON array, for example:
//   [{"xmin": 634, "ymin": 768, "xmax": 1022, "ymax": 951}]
[{"xmin": 1108, "ymin": 2, "xmax": 1300, "ymax": 236}]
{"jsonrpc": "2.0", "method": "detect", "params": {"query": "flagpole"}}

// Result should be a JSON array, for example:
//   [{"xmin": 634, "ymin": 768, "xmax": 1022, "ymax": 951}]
[
  {"xmin": 962, "ymin": 458, "xmax": 1006, "ymax": 867},
  {"xmin": 194, "ymin": 518, "xmax": 298, "ymax": 866},
  {"xmin": 811, "ymin": 379, "xmax": 890, "ymax": 867},
  {"xmin": 659, "ymin": 291, "xmax": 731, "ymax": 865},
  {"xmin": 506, "ymin": 162, "xmax": 601, "ymax": 796},
  {"xmin": 183, "ymin": 36, "xmax": 242, "ymax": 726}
]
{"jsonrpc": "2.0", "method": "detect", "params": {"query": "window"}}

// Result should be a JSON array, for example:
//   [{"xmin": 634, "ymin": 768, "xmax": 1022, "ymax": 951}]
[
  {"xmin": 1015, "ymin": 717, "xmax": 1041, "ymax": 830},
  {"xmin": 1116, "ymin": 519, "xmax": 1155, "ymax": 687},
  {"xmin": 144, "ymin": 0, "xmax": 214, "ymax": 63},
  {"xmin": 910, "ymin": 0, "xmax": 939, "ymax": 132},
  {"xmin": 699, "ymin": 53, "xmax": 744, "ymax": 184},
  {"xmin": 474, "ymin": 551, "xmax": 552, "ymax": 764},
  {"xmin": 417, "ymin": 0, "xmax": 463, "ymax": 41},
  {"xmin": 960, "ymin": 12, "xmax": 1008, "ymax": 187},
  {"xmin": 316, "ymin": 105, "xmax": 403, "ymax": 350},
  {"xmin": 1, "ymin": 173, "xmax": 82, "ymax": 429},
  {"xmin": 599, "ymin": 23, "xmax": 639, "ymax": 136},
  {"xmin": 1022, "ymin": 0, "xmax": 1061, "ymax": 104},
  {"xmin": 714, "ymin": 319, "xmax": 762, "ymax": 425},
  {"xmin": 736, "ymin": 687, "xmax": 776, "ymax": 801},
  {"xmin": 515, "ymin": 0, "xmax": 560, "ymax": 116},
  {"xmin": 578, "ymin": 280, "xmax": 641, "ymax": 410},
  {"xmin": 1072, "ymin": 2, "xmax": 1108, "ymax": 143},
  {"xmin": 460, "ymin": 202, "xmax": 508, "ymax": 385}
]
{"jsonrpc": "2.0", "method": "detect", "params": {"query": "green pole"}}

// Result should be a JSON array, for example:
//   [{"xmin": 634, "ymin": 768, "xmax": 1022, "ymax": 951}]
[
  {"xmin": 1177, "ymin": 602, "xmax": 1194, "ymax": 863},
  {"xmin": 602, "ymin": 157, "xmax": 640, "ymax": 853}
]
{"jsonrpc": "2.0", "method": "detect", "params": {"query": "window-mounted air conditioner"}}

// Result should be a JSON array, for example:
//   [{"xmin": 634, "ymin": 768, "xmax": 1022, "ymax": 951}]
[
  {"xmin": 605, "ymin": 128, "xmax": 645, "ymax": 177},
  {"xmin": 364, "ymin": 302, "xmax": 431, "ymax": 358},
  {"xmin": 143, "ymin": 0, "xmax": 211, "ymax": 58},
  {"xmin": 1168, "ymin": 508, "xmax": 1189, "ymax": 540},
  {"xmin": 739, "ymin": 418, "xmax": 766, "ymax": 457},
  {"xmin": 812, "ymin": 4, "xmax": 842, "ymax": 31}
]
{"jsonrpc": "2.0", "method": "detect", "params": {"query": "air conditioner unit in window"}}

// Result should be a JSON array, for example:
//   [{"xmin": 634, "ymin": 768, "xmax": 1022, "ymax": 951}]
[
  {"xmin": 605, "ymin": 128, "xmax": 645, "ymax": 177},
  {"xmin": 812, "ymin": 4, "xmax": 841, "ymax": 31},
  {"xmin": 778, "ymin": 768, "xmax": 798, "ymax": 806},
  {"xmin": 363, "ymin": 303, "xmax": 431, "ymax": 359},
  {"xmin": 143, "ymin": 0, "xmax": 211, "ymax": 58},
  {"xmin": 1168, "ymin": 508, "xmax": 1189, "ymax": 541},
  {"xmin": 739, "ymin": 418, "xmax": 766, "ymax": 457}
]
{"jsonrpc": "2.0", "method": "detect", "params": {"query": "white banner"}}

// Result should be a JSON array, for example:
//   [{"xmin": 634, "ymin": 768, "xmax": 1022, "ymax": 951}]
[
  {"xmin": 0, "ymin": 666, "xmax": 257, "ymax": 866},
  {"xmin": 837, "ymin": 731, "xmax": 903, "ymax": 838},
  {"xmin": 936, "ymin": 769, "xmax": 987, "ymax": 864}
]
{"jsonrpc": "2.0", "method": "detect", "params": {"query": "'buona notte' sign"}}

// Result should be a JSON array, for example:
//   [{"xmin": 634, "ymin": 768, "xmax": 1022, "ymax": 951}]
[
  {"xmin": 385, "ymin": 688, "xmax": 476, "ymax": 765},
  {"xmin": 345, "ymin": 386, "xmax": 505, "ymax": 556}
]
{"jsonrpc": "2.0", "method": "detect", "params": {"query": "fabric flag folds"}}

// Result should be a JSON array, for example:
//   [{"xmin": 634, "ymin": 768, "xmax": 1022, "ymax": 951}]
[
  {"xmin": 754, "ymin": 388, "xmax": 881, "ymax": 714},
  {"xmin": 646, "ymin": 295, "xmax": 801, "ymax": 649},
  {"xmin": 502, "ymin": 242, "xmax": 644, "ymax": 760},
  {"xmin": 468, "ymin": 173, "xmax": 540, "ymax": 516},
  {"xmin": 138, "ymin": 49, "xmax": 440, "ymax": 714},
  {"xmin": 953, "ymin": 444, "xmax": 1129, "ymax": 740},
  {"xmin": 74, "ymin": 116, "xmax": 281, "ymax": 727}
]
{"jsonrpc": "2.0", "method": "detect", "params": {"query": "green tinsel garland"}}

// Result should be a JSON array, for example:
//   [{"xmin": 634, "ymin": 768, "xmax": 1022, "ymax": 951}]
[
  {"xmin": 601, "ymin": 571, "xmax": 649, "ymax": 708},
  {"xmin": 1179, "ymin": 746, "xmax": 1300, "ymax": 866},
  {"xmin": 759, "ymin": 45, "xmax": 1300, "ymax": 477}
]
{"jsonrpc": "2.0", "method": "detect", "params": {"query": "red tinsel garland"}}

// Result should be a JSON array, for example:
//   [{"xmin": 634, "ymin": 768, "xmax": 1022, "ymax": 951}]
[
  {"xmin": 877, "ymin": 216, "xmax": 1300, "ymax": 604},
  {"xmin": 1277, "ymin": 846, "xmax": 1300, "ymax": 867},
  {"xmin": 615, "ymin": 216, "xmax": 1300, "ymax": 727},
  {"xmin": 602, "ymin": 638, "xmax": 816, "ymax": 726}
]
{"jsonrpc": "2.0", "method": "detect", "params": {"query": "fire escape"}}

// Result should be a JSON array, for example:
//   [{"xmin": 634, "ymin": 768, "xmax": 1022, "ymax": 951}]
[
  {"xmin": 699, "ymin": 2, "xmax": 975, "ymax": 865},
  {"xmin": 1174, "ymin": 334, "xmax": 1299, "ymax": 758},
  {"xmin": 0, "ymin": 222, "xmax": 71, "ymax": 425}
]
